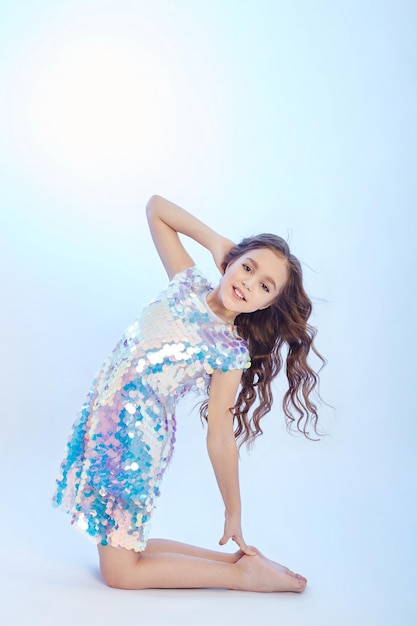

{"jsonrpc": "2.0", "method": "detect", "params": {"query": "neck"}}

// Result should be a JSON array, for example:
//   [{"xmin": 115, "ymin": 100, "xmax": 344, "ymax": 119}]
[{"xmin": 206, "ymin": 289, "xmax": 236, "ymax": 324}]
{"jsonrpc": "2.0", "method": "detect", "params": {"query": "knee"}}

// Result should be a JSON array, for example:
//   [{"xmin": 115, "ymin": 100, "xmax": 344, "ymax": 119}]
[
  {"xmin": 100, "ymin": 561, "xmax": 126, "ymax": 589},
  {"xmin": 98, "ymin": 547, "xmax": 139, "ymax": 589},
  {"xmin": 97, "ymin": 543, "xmax": 148, "ymax": 589}
]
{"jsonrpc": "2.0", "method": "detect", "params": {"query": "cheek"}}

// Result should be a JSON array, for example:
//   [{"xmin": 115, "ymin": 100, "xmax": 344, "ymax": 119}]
[{"xmin": 263, "ymin": 290, "xmax": 279, "ymax": 308}]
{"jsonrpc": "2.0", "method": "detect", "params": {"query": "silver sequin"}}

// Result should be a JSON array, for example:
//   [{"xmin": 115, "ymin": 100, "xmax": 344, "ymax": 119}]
[{"xmin": 52, "ymin": 266, "xmax": 250, "ymax": 552}]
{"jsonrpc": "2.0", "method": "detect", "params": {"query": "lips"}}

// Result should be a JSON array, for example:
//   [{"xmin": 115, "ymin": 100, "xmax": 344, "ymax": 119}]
[{"xmin": 233, "ymin": 286, "xmax": 246, "ymax": 301}]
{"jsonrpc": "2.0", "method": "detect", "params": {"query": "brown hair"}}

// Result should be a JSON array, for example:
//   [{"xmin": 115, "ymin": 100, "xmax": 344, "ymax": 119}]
[{"xmin": 201, "ymin": 234, "xmax": 326, "ymax": 448}]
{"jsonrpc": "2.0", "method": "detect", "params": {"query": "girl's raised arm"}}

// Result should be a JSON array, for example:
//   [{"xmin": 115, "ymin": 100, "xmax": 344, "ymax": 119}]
[
  {"xmin": 146, "ymin": 195, "xmax": 235, "ymax": 279},
  {"xmin": 207, "ymin": 368, "xmax": 256, "ymax": 556}
]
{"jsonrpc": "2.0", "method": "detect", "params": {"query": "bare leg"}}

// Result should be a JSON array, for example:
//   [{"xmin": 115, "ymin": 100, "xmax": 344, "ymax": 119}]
[
  {"xmin": 144, "ymin": 538, "xmax": 306, "ymax": 583},
  {"xmin": 143, "ymin": 538, "xmax": 240, "ymax": 562},
  {"xmin": 240, "ymin": 546, "xmax": 307, "ymax": 583},
  {"xmin": 97, "ymin": 543, "xmax": 306, "ymax": 592}
]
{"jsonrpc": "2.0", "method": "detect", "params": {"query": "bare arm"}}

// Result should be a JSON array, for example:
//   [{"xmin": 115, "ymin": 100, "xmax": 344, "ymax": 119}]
[
  {"xmin": 146, "ymin": 195, "xmax": 235, "ymax": 279},
  {"xmin": 207, "ymin": 369, "xmax": 255, "ymax": 556}
]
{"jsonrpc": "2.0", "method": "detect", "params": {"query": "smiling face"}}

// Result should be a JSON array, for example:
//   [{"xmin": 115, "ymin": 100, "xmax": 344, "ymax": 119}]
[{"xmin": 207, "ymin": 247, "xmax": 289, "ymax": 322}]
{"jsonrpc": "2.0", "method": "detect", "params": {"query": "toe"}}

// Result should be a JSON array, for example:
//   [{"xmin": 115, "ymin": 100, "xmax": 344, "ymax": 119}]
[
  {"xmin": 295, "ymin": 581, "xmax": 305, "ymax": 593},
  {"xmin": 295, "ymin": 576, "xmax": 307, "ymax": 592},
  {"xmin": 296, "ymin": 573, "xmax": 307, "ymax": 583}
]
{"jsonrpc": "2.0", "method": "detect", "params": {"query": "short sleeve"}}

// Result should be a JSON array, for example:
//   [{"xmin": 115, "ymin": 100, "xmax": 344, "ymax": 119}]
[{"xmin": 203, "ymin": 329, "xmax": 251, "ymax": 375}]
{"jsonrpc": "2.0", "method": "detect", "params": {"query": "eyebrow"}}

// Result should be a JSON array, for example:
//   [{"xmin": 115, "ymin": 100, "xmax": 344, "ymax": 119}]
[{"xmin": 246, "ymin": 257, "xmax": 277, "ymax": 291}]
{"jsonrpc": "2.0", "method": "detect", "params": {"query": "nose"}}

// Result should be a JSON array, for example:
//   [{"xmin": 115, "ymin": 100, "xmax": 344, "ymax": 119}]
[{"xmin": 242, "ymin": 278, "xmax": 251, "ymax": 291}]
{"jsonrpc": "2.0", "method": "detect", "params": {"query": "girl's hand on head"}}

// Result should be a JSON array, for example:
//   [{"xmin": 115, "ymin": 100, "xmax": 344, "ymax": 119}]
[
  {"xmin": 212, "ymin": 237, "xmax": 236, "ymax": 274},
  {"xmin": 219, "ymin": 514, "xmax": 256, "ymax": 556}
]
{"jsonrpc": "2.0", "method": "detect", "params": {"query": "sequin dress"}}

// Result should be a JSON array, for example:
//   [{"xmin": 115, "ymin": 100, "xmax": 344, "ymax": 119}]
[{"xmin": 52, "ymin": 266, "xmax": 250, "ymax": 552}]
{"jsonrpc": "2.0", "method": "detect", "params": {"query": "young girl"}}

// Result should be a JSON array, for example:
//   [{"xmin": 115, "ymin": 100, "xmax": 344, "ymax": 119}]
[{"xmin": 53, "ymin": 195, "xmax": 323, "ymax": 593}]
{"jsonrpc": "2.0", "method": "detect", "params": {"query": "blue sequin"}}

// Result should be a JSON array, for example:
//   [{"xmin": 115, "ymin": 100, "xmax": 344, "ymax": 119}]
[{"xmin": 52, "ymin": 266, "xmax": 250, "ymax": 552}]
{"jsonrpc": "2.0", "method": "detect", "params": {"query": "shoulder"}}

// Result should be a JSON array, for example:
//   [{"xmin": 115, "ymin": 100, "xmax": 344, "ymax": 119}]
[
  {"xmin": 204, "ymin": 325, "xmax": 251, "ymax": 375},
  {"xmin": 169, "ymin": 265, "xmax": 212, "ymax": 294}
]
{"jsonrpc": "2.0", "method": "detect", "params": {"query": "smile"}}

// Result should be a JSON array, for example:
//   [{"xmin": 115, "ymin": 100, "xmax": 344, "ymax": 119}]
[{"xmin": 233, "ymin": 287, "xmax": 246, "ymax": 301}]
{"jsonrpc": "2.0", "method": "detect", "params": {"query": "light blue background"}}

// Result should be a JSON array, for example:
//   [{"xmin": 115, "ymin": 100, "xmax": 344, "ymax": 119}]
[{"xmin": 1, "ymin": 1, "xmax": 416, "ymax": 624}]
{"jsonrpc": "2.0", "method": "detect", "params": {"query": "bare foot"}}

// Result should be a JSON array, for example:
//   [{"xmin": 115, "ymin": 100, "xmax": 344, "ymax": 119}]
[
  {"xmin": 234, "ymin": 547, "xmax": 307, "ymax": 584},
  {"xmin": 236, "ymin": 555, "xmax": 306, "ymax": 593}
]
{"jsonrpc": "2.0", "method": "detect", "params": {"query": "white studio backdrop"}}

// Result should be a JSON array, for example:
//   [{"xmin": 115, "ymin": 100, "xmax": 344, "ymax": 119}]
[{"xmin": 1, "ymin": 1, "xmax": 416, "ymax": 625}]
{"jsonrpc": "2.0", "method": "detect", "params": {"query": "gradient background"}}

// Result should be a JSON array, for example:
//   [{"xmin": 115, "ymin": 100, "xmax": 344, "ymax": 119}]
[{"xmin": 1, "ymin": 1, "xmax": 416, "ymax": 625}]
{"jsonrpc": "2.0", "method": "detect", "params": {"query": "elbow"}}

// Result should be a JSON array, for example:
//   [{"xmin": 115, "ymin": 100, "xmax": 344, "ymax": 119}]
[
  {"xmin": 206, "ymin": 432, "xmax": 218, "ymax": 452},
  {"xmin": 207, "ymin": 430, "xmax": 237, "ymax": 454},
  {"xmin": 145, "ymin": 195, "xmax": 162, "ymax": 219}
]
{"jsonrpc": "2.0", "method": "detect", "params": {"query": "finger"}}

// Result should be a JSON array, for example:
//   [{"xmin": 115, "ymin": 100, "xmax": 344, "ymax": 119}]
[
  {"xmin": 220, "ymin": 535, "xmax": 256, "ymax": 556},
  {"xmin": 234, "ymin": 537, "xmax": 257, "ymax": 556}
]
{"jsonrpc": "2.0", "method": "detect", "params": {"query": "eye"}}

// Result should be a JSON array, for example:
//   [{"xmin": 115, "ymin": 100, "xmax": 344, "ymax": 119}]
[
  {"xmin": 242, "ymin": 263, "xmax": 251, "ymax": 272},
  {"xmin": 261, "ymin": 283, "xmax": 270, "ymax": 293}
]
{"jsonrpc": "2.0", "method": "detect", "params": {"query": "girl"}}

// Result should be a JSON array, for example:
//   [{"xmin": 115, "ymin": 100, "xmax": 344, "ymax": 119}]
[{"xmin": 53, "ymin": 195, "xmax": 323, "ymax": 593}]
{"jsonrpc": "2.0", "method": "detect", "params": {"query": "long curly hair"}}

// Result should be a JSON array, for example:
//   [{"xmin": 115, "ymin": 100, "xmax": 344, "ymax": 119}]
[{"xmin": 200, "ymin": 234, "xmax": 326, "ymax": 448}]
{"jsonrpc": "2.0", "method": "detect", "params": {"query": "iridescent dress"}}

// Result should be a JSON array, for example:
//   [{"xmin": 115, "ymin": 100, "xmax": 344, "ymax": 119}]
[{"xmin": 53, "ymin": 266, "xmax": 251, "ymax": 552}]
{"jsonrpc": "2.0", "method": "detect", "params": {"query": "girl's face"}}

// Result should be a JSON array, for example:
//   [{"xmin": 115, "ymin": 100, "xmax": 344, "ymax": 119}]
[{"xmin": 208, "ymin": 247, "xmax": 289, "ymax": 322}]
